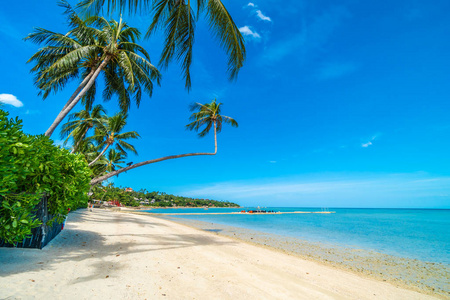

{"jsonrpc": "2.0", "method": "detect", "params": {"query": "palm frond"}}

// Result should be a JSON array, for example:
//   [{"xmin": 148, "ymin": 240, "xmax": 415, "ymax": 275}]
[{"xmin": 205, "ymin": 0, "xmax": 245, "ymax": 80}]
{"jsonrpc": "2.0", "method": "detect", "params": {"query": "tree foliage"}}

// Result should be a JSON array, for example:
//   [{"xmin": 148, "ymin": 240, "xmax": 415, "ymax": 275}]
[
  {"xmin": 90, "ymin": 184, "xmax": 239, "ymax": 207},
  {"xmin": 186, "ymin": 99, "xmax": 238, "ymax": 137},
  {"xmin": 0, "ymin": 109, "xmax": 92, "ymax": 244},
  {"xmin": 78, "ymin": 0, "xmax": 246, "ymax": 90},
  {"xmin": 25, "ymin": 1, "xmax": 161, "ymax": 137}
]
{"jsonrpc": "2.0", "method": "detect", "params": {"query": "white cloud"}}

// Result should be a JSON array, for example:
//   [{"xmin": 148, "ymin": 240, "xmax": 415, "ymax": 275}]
[
  {"xmin": 269, "ymin": 161, "xmax": 277, "ymax": 163},
  {"xmin": 0, "ymin": 94, "xmax": 23, "ymax": 107},
  {"xmin": 361, "ymin": 135, "xmax": 378, "ymax": 148},
  {"xmin": 256, "ymin": 10, "xmax": 272, "ymax": 22},
  {"xmin": 247, "ymin": 2, "xmax": 255, "ymax": 7},
  {"xmin": 239, "ymin": 26, "xmax": 261, "ymax": 39}
]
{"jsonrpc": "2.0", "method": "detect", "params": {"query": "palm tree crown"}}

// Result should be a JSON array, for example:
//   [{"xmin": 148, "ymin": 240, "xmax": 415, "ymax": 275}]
[
  {"xmin": 25, "ymin": 1, "xmax": 161, "ymax": 137},
  {"xmin": 78, "ymin": 0, "xmax": 245, "ymax": 90},
  {"xmin": 88, "ymin": 112, "xmax": 139, "ymax": 166},
  {"xmin": 186, "ymin": 99, "xmax": 238, "ymax": 137},
  {"xmin": 91, "ymin": 148, "xmax": 126, "ymax": 177},
  {"xmin": 60, "ymin": 103, "xmax": 106, "ymax": 153}
]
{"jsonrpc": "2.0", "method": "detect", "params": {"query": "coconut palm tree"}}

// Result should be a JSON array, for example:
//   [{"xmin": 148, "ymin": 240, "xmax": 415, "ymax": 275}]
[
  {"xmin": 60, "ymin": 103, "xmax": 107, "ymax": 153},
  {"xmin": 185, "ymin": 99, "xmax": 238, "ymax": 153},
  {"xmin": 88, "ymin": 112, "xmax": 139, "ymax": 166},
  {"xmin": 25, "ymin": 2, "xmax": 101, "ymax": 106},
  {"xmin": 78, "ymin": 0, "xmax": 246, "ymax": 90},
  {"xmin": 90, "ymin": 149, "xmax": 126, "ymax": 177},
  {"xmin": 90, "ymin": 99, "xmax": 237, "ymax": 185},
  {"xmin": 26, "ymin": 1, "xmax": 161, "ymax": 137}
]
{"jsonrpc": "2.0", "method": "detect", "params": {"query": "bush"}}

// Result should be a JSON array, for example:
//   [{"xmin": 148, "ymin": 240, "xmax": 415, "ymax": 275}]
[{"xmin": 0, "ymin": 109, "xmax": 92, "ymax": 244}]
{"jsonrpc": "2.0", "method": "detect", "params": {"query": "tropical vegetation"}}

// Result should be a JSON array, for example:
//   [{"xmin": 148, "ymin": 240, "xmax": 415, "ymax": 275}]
[
  {"xmin": 25, "ymin": 1, "xmax": 161, "ymax": 137},
  {"xmin": 60, "ymin": 103, "xmax": 106, "ymax": 153},
  {"xmin": 0, "ymin": 109, "xmax": 91, "ymax": 245},
  {"xmin": 1, "ymin": 0, "xmax": 244, "ymax": 245},
  {"xmin": 90, "ymin": 184, "xmax": 239, "ymax": 208},
  {"xmin": 78, "ymin": 0, "xmax": 246, "ymax": 89},
  {"xmin": 89, "ymin": 99, "xmax": 237, "ymax": 185},
  {"xmin": 87, "ymin": 112, "xmax": 139, "ymax": 166}
]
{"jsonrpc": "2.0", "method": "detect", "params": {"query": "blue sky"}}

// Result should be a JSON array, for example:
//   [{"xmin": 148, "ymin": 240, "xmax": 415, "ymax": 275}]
[{"xmin": 1, "ymin": 0, "xmax": 450, "ymax": 208}]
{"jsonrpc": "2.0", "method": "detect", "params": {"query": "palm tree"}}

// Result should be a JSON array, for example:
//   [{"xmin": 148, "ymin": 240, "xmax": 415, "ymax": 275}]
[
  {"xmin": 90, "ymin": 99, "xmax": 237, "ymax": 185},
  {"xmin": 78, "ymin": 0, "xmax": 246, "ymax": 90},
  {"xmin": 185, "ymin": 99, "xmax": 238, "ymax": 154},
  {"xmin": 60, "ymin": 103, "xmax": 107, "ymax": 153},
  {"xmin": 91, "ymin": 149, "xmax": 126, "ymax": 177},
  {"xmin": 26, "ymin": 1, "xmax": 161, "ymax": 137},
  {"xmin": 88, "ymin": 112, "xmax": 139, "ymax": 166}
]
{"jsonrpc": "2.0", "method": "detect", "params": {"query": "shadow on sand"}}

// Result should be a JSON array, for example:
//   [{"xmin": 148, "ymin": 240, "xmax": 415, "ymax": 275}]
[{"xmin": 0, "ymin": 209, "xmax": 235, "ymax": 282}]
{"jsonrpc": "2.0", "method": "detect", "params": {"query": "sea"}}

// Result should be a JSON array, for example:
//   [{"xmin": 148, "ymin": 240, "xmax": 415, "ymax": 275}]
[{"xmin": 144, "ymin": 207, "xmax": 450, "ymax": 264}]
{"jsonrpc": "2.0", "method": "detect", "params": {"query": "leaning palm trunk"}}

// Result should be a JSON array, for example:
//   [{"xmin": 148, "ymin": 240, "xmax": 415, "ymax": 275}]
[
  {"xmin": 62, "ymin": 69, "xmax": 96, "ymax": 111},
  {"xmin": 88, "ymin": 143, "xmax": 111, "ymax": 167},
  {"xmin": 71, "ymin": 126, "xmax": 90, "ymax": 154},
  {"xmin": 45, "ymin": 57, "xmax": 110, "ymax": 137},
  {"xmin": 46, "ymin": 70, "xmax": 96, "ymax": 138},
  {"xmin": 90, "ymin": 124, "xmax": 218, "ymax": 185}
]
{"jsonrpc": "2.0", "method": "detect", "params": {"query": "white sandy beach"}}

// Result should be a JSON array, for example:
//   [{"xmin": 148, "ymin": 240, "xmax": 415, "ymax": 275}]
[{"xmin": 0, "ymin": 209, "xmax": 439, "ymax": 300}]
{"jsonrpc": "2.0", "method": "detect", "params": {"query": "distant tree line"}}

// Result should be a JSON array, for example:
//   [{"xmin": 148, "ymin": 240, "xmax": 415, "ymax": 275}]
[{"xmin": 90, "ymin": 184, "xmax": 239, "ymax": 208}]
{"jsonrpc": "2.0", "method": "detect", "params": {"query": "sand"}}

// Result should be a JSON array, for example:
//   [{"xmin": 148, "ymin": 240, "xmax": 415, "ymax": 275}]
[
  {"xmin": 165, "ymin": 216, "xmax": 449, "ymax": 297},
  {"xmin": 0, "ymin": 209, "xmax": 440, "ymax": 299}
]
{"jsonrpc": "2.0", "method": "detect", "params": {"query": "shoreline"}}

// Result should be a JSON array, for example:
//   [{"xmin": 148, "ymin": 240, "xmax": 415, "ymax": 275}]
[
  {"xmin": 126, "ymin": 210, "xmax": 449, "ymax": 298},
  {"xmin": 0, "ymin": 209, "xmax": 444, "ymax": 299},
  {"xmin": 143, "ymin": 211, "xmax": 335, "ymax": 215}
]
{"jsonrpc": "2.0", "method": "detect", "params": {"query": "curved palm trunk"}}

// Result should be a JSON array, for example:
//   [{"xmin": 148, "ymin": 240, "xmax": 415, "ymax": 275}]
[
  {"xmin": 46, "ymin": 71, "xmax": 95, "ymax": 139},
  {"xmin": 71, "ymin": 126, "xmax": 90, "ymax": 154},
  {"xmin": 62, "ymin": 69, "xmax": 96, "ymax": 111},
  {"xmin": 45, "ymin": 57, "xmax": 110, "ymax": 137},
  {"xmin": 88, "ymin": 143, "xmax": 111, "ymax": 167},
  {"xmin": 90, "ymin": 124, "xmax": 218, "ymax": 185}
]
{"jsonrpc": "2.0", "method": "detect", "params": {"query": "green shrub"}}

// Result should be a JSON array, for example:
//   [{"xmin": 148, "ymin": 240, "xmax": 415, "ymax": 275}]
[{"xmin": 0, "ymin": 109, "xmax": 92, "ymax": 244}]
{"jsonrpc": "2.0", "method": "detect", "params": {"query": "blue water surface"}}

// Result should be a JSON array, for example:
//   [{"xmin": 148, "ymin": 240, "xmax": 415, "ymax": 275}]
[{"xmin": 143, "ymin": 207, "xmax": 450, "ymax": 264}]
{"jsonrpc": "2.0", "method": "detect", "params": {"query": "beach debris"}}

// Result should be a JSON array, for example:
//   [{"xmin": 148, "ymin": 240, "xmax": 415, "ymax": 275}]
[
  {"xmin": 29, "ymin": 279, "xmax": 35, "ymax": 282},
  {"xmin": 106, "ymin": 275, "xmax": 109, "ymax": 278},
  {"xmin": 116, "ymin": 254, "xmax": 120, "ymax": 257}
]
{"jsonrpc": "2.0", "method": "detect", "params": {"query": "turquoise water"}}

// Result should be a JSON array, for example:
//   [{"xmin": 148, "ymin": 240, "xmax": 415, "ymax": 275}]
[{"xmin": 144, "ymin": 207, "xmax": 450, "ymax": 264}]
